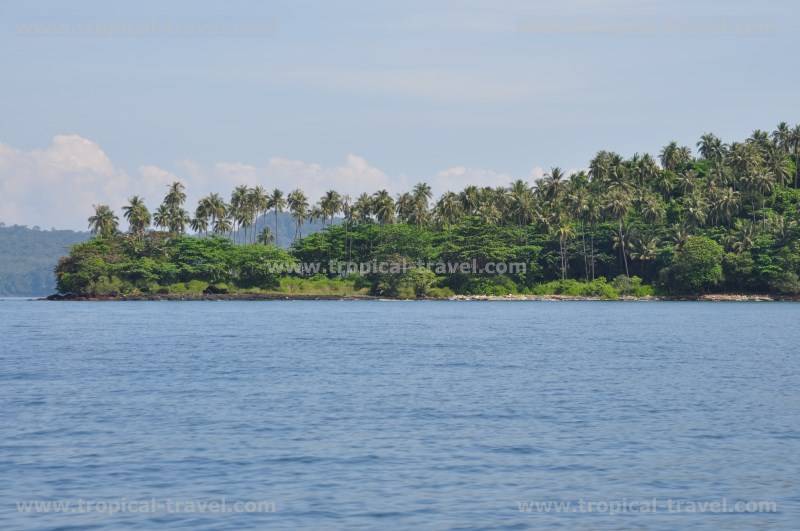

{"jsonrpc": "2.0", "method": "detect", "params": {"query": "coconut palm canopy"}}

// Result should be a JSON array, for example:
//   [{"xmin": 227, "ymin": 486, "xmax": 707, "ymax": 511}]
[{"xmin": 71, "ymin": 123, "xmax": 800, "ymax": 297}]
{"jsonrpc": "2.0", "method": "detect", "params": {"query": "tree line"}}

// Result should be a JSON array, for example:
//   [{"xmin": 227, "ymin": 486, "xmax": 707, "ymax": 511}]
[{"xmin": 79, "ymin": 122, "xmax": 800, "ymax": 295}]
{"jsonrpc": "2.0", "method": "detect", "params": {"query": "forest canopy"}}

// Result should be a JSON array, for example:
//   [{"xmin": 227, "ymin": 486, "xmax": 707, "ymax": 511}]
[{"xmin": 55, "ymin": 123, "xmax": 800, "ymax": 298}]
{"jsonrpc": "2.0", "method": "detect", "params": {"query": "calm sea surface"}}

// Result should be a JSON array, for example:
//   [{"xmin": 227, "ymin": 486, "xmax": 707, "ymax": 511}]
[{"xmin": 1, "ymin": 299, "xmax": 799, "ymax": 530}]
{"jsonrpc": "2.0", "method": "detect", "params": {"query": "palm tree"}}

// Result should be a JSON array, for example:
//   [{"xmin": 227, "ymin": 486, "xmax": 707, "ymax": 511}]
[
  {"xmin": 287, "ymin": 189, "xmax": 309, "ymax": 240},
  {"xmin": 411, "ymin": 182, "xmax": 432, "ymax": 227},
  {"xmin": 122, "ymin": 196, "xmax": 150, "ymax": 237},
  {"xmin": 230, "ymin": 185, "xmax": 250, "ymax": 243},
  {"xmin": 169, "ymin": 208, "xmax": 190, "ymax": 235},
  {"xmin": 606, "ymin": 153, "xmax": 629, "ymax": 189},
  {"xmin": 660, "ymin": 141, "xmax": 692, "ymax": 171},
  {"xmin": 697, "ymin": 133, "xmax": 726, "ymax": 165},
  {"xmin": 200, "ymin": 193, "xmax": 227, "ymax": 235},
  {"xmin": 372, "ymin": 190, "xmax": 395, "ymax": 225},
  {"xmin": 670, "ymin": 223, "xmax": 690, "ymax": 249},
  {"xmin": 257, "ymin": 226, "xmax": 274, "ymax": 245},
  {"xmin": 540, "ymin": 167, "xmax": 565, "ymax": 202},
  {"xmin": 235, "ymin": 191, "xmax": 256, "ymax": 243},
  {"xmin": 251, "ymin": 186, "xmax": 269, "ymax": 241},
  {"xmin": 772, "ymin": 122, "xmax": 791, "ymax": 154},
  {"xmin": 791, "ymin": 125, "xmax": 800, "ymax": 188},
  {"xmin": 630, "ymin": 234, "xmax": 660, "ymax": 276},
  {"xmin": 459, "ymin": 185, "xmax": 480, "ymax": 215},
  {"xmin": 396, "ymin": 192, "xmax": 415, "ymax": 224},
  {"xmin": 214, "ymin": 212, "xmax": 233, "ymax": 235},
  {"xmin": 604, "ymin": 189, "xmax": 631, "ymax": 276},
  {"xmin": 268, "ymin": 188, "xmax": 285, "ymax": 246},
  {"xmin": 341, "ymin": 194, "xmax": 354, "ymax": 262},
  {"xmin": 564, "ymin": 173, "xmax": 590, "ymax": 277},
  {"xmin": 507, "ymin": 179, "xmax": 534, "ymax": 227},
  {"xmin": 729, "ymin": 220, "xmax": 757, "ymax": 253},
  {"xmin": 766, "ymin": 145, "xmax": 793, "ymax": 187},
  {"xmin": 319, "ymin": 190, "xmax": 342, "ymax": 226},
  {"xmin": 639, "ymin": 193, "xmax": 665, "ymax": 224},
  {"xmin": 555, "ymin": 220, "xmax": 574, "ymax": 280},
  {"xmin": 748, "ymin": 129, "xmax": 772, "ymax": 153},
  {"xmin": 683, "ymin": 192, "xmax": 708, "ymax": 228},
  {"xmin": 153, "ymin": 204, "xmax": 170, "ymax": 232},
  {"xmin": 477, "ymin": 201, "xmax": 502, "ymax": 224},
  {"xmin": 627, "ymin": 153, "xmax": 659, "ymax": 189},
  {"xmin": 190, "ymin": 213, "xmax": 209, "ymax": 235},
  {"xmin": 164, "ymin": 181, "xmax": 186, "ymax": 210},
  {"xmin": 353, "ymin": 192, "xmax": 373, "ymax": 223},
  {"xmin": 584, "ymin": 194, "xmax": 602, "ymax": 280},
  {"xmin": 308, "ymin": 206, "xmax": 324, "ymax": 225},
  {"xmin": 589, "ymin": 151, "xmax": 611, "ymax": 184},
  {"xmin": 160, "ymin": 181, "xmax": 189, "ymax": 235},
  {"xmin": 710, "ymin": 187, "xmax": 740, "ymax": 226},
  {"xmin": 88, "ymin": 204, "xmax": 118, "ymax": 238},
  {"xmin": 193, "ymin": 198, "xmax": 210, "ymax": 236},
  {"xmin": 433, "ymin": 192, "xmax": 463, "ymax": 228}
]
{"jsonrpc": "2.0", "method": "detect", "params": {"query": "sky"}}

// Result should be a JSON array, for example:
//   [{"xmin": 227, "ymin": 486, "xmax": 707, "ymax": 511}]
[{"xmin": 1, "ymin": 0, "xmax": 798, "ymax": 230}]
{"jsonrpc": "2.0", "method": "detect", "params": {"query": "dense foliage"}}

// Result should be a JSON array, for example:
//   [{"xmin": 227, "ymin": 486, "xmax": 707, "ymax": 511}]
[
  {"xmin": 58, "ymin": 123, "xmax": 800, "ymax": 297},
  {"xmin": 56, "ymin": 235, "xmax": 295, "ymax": 296}
]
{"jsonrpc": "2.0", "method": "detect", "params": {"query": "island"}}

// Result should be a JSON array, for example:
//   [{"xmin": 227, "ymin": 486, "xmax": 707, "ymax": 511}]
[{"xmin": 52, "ymin": 124, "xmax": 800, "ymax": 301}]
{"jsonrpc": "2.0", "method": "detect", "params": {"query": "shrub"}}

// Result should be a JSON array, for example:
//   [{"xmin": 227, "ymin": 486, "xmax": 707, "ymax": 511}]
[
  {"xmin": 204, "ymin": 283, "xmax": 230, "ymax": 294},
  {"xmin": 395, "ymin": 283, "xmax": 417, "ymax": 299},
  {"xmin": 88, "ymin": 275, "xmax": 126, "ymax": 296},
  {"xmin": 426, "ymin": 287, "xmax": 455, "ymax": 299},
  {"xmin": 531, "ymin": 279, "xmax": 620, "ymax": 299},
  {"xmin": 185, "ymin": 280, "xmax": 209, "ymax": 293},
  {"xmin": 769, "ymin": 271, "xmax": 800, "ymax": 294},
  {"xmin": 612, "ymin": 275, "xmax": 654, "ymax": 297},
  {"xmin": 460, "ymin": 275, "xmax": 519, "ymax": 295},
  {"xmin": 405, "ymin": 267, "xmax": 437, "ymax": 297},
  {"xmin": 167, "ymin": 282, "xmax": 188, "ymax": 294},
  {"xmin": 666, "ymin": 236, "xmax": 724, "ymax": 293}
]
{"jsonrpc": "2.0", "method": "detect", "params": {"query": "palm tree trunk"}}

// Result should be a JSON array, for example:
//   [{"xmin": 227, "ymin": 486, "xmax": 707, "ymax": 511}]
[
  {"xmin": 590, "ymin": 223, "xmax": 596, "ymax": 281},
  {"xmin": 795, "ymin": 147, "xmax": 799, "ymax": 188},
  {"xmin": 345, "ymin": 219, "xmax": 351, "ymax": 264},
  {"xmin": 619, "ymin": 220, "xmax": 629, "ymax": 277},
  {"xmin": 580, "ymin": 220, "xmax": 588, "ymax": 281}
]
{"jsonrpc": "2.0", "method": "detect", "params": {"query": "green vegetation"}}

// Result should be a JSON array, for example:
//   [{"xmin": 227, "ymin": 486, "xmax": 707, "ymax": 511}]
[
  {"xmin": 57, "ymin": 123, "xmax": 800, "ymax": 299},
  {"xmin": 56, "ymin": 235, "xmax": 294, "ymax": 296}
]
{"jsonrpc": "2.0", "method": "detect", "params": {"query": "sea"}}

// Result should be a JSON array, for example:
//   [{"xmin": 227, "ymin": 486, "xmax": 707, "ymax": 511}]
[{"xmin": 1, "ymin": 299, "xmax": 798, "ymax": 529}]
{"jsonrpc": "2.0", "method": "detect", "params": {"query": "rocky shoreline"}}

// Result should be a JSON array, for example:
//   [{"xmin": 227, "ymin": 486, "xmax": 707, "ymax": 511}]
[
  {"xmin": 44, "ymin": 293, "xmax": 795, "ymax": 302},
  {"xmin": 45, "ymin": 293, "xmax": 376, "ymax": 301},
  {"xmin": 447, "ymin": 294, "xmax": 786, "ymax": 302}
]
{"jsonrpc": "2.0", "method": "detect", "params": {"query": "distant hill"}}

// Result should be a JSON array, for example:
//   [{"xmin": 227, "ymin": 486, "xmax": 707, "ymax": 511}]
[
  {"xmin": 242, "ymin": 211, "xmax": 333, "ymax": 246},
  {"xmin": 0, "ymin": 224, "xmax": 89, "ymax": 296},
  {"xmin": 0, "ymin": 213, "xmax": 334, "ymax": 296}
]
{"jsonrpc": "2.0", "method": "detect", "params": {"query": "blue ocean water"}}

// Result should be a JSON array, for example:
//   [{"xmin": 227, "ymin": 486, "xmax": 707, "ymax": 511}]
[{"xmin": 1, "ymin": 299, "xmax": 799, "ymax": 530}]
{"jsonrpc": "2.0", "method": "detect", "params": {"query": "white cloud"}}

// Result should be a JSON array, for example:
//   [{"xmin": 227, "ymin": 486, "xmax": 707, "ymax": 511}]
[
  {"xmin": 432, "ymin": 166, "xmax": 515, "ymax": 196},
  {"xmin": 529, "ymin": 166, "xmax": 546, "ymax": 180},
  {"xmin": 137, "ymin": 165, "xmax": 182, "ymax": 206},
  {"xmin": 262, "ymin": 154, "xmax": 393, "ymax": 201},
  {"xmin": 213, "ymin": 162, "xmax": 259, "ymax": 186},
  {"xmin": 0, "ymin": 134, "xmax": 549, "ymax": 230},
  {"xmin": 0, "ymin": 135, "xmax": 130, "ymax": 230}
]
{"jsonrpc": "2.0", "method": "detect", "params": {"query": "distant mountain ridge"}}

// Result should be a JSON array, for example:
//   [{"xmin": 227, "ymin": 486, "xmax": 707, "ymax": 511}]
[
  {"xmin": 234, "ymin": 211, "xmax": 333, "ymax": 245},
  {"xmin": 0, "ymin": 224, "xmax": 89, "ymax": 296}
]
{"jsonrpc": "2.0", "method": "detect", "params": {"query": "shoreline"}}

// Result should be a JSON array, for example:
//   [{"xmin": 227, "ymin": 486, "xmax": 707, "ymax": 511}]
[{"xmin": 42, "ymin": 293, "xmax": 794, "ymax": 302}]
